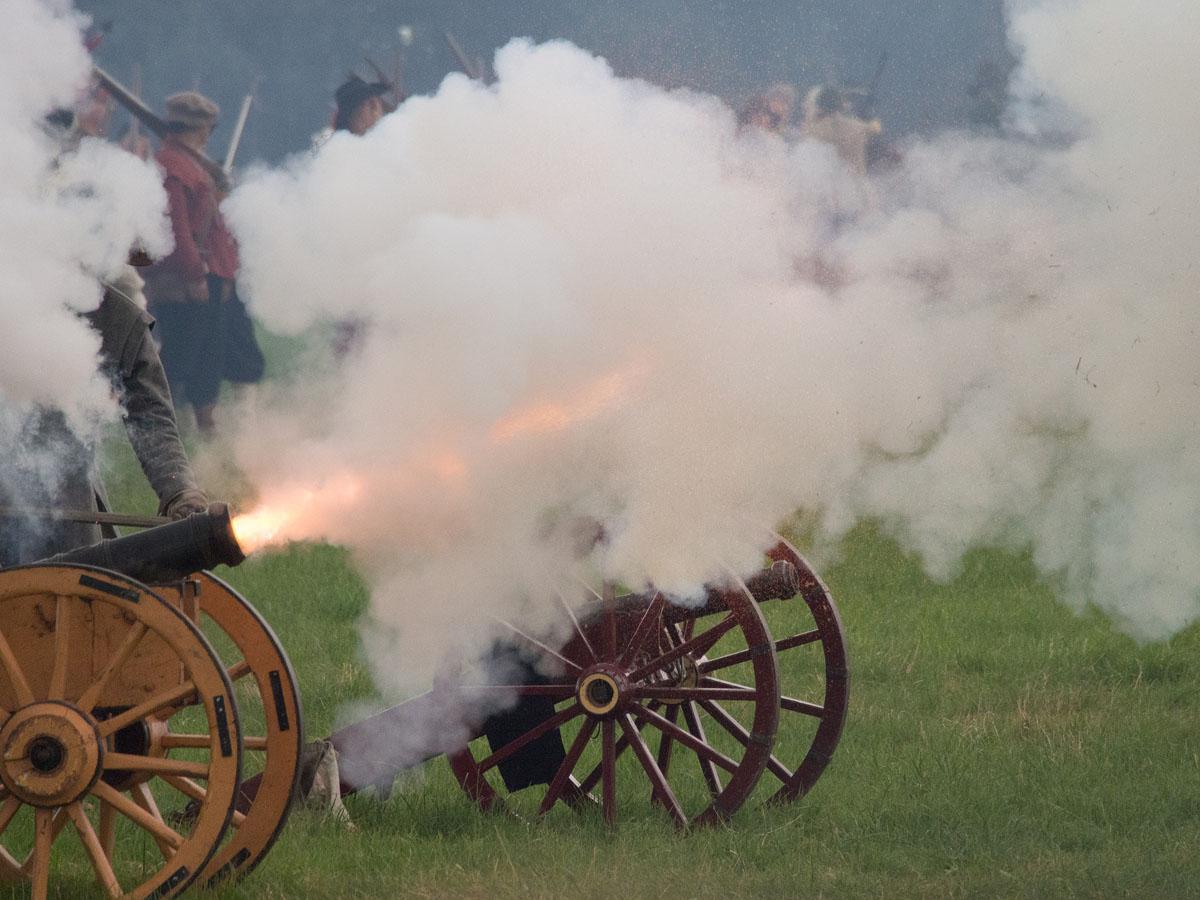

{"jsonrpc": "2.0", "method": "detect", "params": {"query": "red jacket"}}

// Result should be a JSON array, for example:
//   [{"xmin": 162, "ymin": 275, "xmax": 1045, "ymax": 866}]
[{"xmin": 144, "ymin": 139, "xmax": 238, "ymax": 299}]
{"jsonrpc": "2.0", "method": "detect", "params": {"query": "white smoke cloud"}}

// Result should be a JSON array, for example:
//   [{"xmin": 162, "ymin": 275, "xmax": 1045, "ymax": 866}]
[
  {"xmin": 225, "ymin": 0, "xmax": 1197, "ymax": 709},
  {"xmin": 0, "ymin": 0, "xmax": 170, "ymax": 428}
]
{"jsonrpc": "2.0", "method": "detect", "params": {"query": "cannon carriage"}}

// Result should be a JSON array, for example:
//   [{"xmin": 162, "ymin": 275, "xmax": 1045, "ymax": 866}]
[
  {"xmin": 0, "ymin": 506, "xmax": 848, "ymax": 897},
  {"xmin": 0, "ymin": 506, "xmax": 303, "ymax": 899}
]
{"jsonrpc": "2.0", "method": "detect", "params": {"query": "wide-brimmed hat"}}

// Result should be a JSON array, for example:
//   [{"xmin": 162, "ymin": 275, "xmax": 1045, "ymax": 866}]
[
  {"xmin": 164, "ymin": 91, "xmax": 219, "ymax": 130},
  {"xmin": 335, "ymin": 76, "xmax": 390, "ymax": 116}
]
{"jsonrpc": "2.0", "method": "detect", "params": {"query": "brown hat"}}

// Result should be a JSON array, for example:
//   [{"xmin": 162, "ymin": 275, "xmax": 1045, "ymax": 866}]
[{"xmin": 164, "ymin": 91, "xmax": 219, "ymax": 129}]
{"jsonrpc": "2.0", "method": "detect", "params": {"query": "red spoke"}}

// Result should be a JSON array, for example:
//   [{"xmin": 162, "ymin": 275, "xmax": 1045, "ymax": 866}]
[
  {"xmin": 557, "ymin": 592, "xmax": 597, "ymax": 663},
  {"xmin": 601, "ymin": 719, "xmax": 617, "ymax": 825},
  {"xmin": 620, "ymin": 713, "xmax": 687, "ymax": 828},
  {"xmin": 654, "ymin": 705, "xmax": 679, "ymax": 792},
  {"xmin": 538, "ymin": 718, "xmax": 598, "ymax": 814},
  {"xmin": 603, "ymin": 582, "xmax": 617, "ymax": 661},
  {"xmin": 476, "ymin": 703, "xmax": 582, "ymax": 774},
  {"xmin": 780, "ymin": 695, "xmax": 825, "ymax": 717},
  {"xmin": 630, "ymin": 703, "xmax": 738, "ymax": 773},
  {"xmin": 776, "ymin": 629, "xmax": 823, "ymax": 653},
  {"xmin": 619, "ymin": 592, "xmax": 667, "ymax": 668},
  {"xmin": 490, "ymin": 617, "xmax": 583, "ymax": 675},
  {"xmin": 681, "ymin": 702, "xmax": 723, "ymax": 798},
  {"xmin": 627, "ymin": 614, "xmax": 738, "ymax": 682},
  {"xmin": 635, "ymin": 686, "xmax": 759, "ymax": 703},
  {"xmin": 699, "ymin": 699, "xmax": 792, "ymax": 783}
]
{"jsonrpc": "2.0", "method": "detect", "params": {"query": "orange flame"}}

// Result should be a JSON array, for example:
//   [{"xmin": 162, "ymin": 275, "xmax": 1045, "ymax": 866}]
[
  {"xmin": 231, "ymin": 474, "xmax": 364, "ymax": 554},
  {"xmin": 489, "ymin": 363, "xmax": 646, "ymax": 443}
]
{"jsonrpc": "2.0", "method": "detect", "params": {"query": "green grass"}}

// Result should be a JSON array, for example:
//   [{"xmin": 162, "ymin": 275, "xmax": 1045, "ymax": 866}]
[{"xmin": 14, "ymin": 345, "xmax": 1197, "ymax": 898}]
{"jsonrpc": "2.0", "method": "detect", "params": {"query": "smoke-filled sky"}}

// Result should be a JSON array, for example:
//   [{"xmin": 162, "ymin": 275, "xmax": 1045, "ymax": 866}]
[
  {"xmin": 76, "ymin": 0, "xmax": 1007, "ymax": 164},
  {"xmin": 3, "ymin": 1, "xmax": 1197, "ymax": 708}
]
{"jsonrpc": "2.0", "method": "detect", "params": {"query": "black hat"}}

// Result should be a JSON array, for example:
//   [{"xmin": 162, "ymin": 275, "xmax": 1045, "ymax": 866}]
[{"xmin": 334, "ymin": 76, "xmax": 390, "ymax": 129}]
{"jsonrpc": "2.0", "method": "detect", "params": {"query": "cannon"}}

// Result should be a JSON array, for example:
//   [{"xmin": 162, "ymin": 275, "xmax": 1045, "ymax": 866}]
[
  {"xmin": 320, "ymin": 536, "xmax": 849, "ymax": 829},
  {"xmin": 0, "ymin": 505, "xmax": 303, "ymax": 899}
]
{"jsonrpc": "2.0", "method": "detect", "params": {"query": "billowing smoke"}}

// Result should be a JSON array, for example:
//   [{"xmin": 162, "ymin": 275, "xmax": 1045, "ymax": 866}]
[
  {"xmin": 0, "ymin": 0, "xmax": 169, "ymax": 449},
  {"xmin": 224, "ymin": 0, "xmax": 1197, "ymax": 707}
]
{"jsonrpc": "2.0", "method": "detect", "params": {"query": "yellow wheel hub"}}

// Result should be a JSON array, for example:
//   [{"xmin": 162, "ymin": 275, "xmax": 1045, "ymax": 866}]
[{"xmin": 0, "ymin": 702, "xmax": 103, "ymax": 808}]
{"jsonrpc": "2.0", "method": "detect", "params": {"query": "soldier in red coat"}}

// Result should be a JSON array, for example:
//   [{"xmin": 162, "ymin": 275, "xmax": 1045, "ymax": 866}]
[{"xmin": 143, "ymin": 91, "xmax": 263, "ymax": 436}]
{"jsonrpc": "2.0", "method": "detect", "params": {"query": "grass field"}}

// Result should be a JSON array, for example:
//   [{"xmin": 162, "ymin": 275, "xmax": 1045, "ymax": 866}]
[{"xmin": 40, "ymin": 428, "xmax": 1191, "ymax": 900}]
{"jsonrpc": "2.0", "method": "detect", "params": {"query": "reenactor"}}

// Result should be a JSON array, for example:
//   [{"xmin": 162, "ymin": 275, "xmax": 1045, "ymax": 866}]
[
  {"xmin": 800, "ymin": 84, "xmax": 883, "ymax": 176},
  {"xmin": 142, "ymin": 91, "xmax": 262, "ymax": 435}
]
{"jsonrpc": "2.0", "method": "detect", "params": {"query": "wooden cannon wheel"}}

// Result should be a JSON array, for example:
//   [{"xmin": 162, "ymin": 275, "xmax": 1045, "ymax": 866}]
[
  {"xmin": 0, "ymin": 564, "xmax": 241, "ymax": 899},
  {"xmin": 447, "ymin": 581, "xmax": 780, "ymax": 829},
  {"xmin": 661, "ymin": 538, "xmax": 849, "ymax": 809},
  {"xmin": 166, "ymin": 572, "xmax": 303, "ymax": 886}
]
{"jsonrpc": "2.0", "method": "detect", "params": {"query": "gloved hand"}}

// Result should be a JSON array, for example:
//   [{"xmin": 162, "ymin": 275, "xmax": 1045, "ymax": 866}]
[{"xmin": 161, "ymin": 488, "xmax": 210, "ymax": 520}]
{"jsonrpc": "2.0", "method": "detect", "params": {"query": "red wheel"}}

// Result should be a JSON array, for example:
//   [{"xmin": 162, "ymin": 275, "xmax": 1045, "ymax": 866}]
[
  {"xmin": 447, "ymin": 580, "xmax": 780, "ymax": 828},
  {"xmin": 688, "ymin": 538, "xmax": 849, "ymax": 806}
]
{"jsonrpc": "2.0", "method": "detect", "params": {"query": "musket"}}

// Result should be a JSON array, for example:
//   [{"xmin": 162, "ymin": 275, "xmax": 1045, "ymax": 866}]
[
  {"xmin": 364, "ymin": 56, "xmax": 405, "ymax": 112},
  {"xmin": 92, "ymin": 65, "xmax": 231, "ymax": 191},
  {"xmin": 223, "ymin": 79, "xmax": 259, "ymax": 173},
  {"xmin": 0, "ymin": 506, "xmax": 170, "ymax": 530},
  {"xmin": 444, "ymin": 31, "xmax": 484, "ymax": 81},
  {"xmin": 859, "ymin": 51, "xmax": 889, "ymax": 117}
]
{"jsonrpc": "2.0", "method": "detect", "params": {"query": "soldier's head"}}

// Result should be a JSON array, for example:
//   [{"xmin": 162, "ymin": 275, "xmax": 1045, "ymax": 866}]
[
  {"xmin": 165, "ymin": 91, "xmax": 219, "ymax": 148},
  {"xmin": 763, "ymin": 83, "xmax": 798, "ymax": 125},
  {"xmin": 334, "ymin": 76, "xmax": 390, "ymax": 136}
]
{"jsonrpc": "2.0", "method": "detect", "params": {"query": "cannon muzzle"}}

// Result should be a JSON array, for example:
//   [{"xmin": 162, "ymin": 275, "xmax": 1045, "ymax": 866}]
[{"xmin": 39, "ymin": 503, "xmax": 246, "ymax": 583}]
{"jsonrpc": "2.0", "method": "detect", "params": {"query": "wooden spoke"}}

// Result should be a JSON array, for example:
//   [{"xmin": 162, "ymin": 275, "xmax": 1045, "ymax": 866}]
[
  {"xmin": 227, "ymin": 659, "xmax": 252, "ymax": 682},
  {"xmin": 0, "ymin": 796, "xmax": 21, "ymax": 837},
  {"xmin": 627, "ymin": 614, "xmax": 738, "ymax": 682},
  {"xmin": 158, "ymin": 732, "xmax": 268, "ymax": 752},
  {"xmin": 620, "ymin": 713, "xmax": 686, "ymax": 828},
  {"xmin": 98, "ymin": 800, "xmax": 116, "ymax": 860},
  {"xmin": 77, "ymin": 621, "xmax": 147, "ymax": 713},
  {"xmin": 68, "ymin": 801, "xmax": 122, "ymax": 898},
  {"xmin": 132, "ymin": 783, "xmax": 176, "ymax": 860},
  {"xmin": 538, "ymin": 717, "xmax": 598, "ymax": 815},
  {"xmin": 630, "ymin": 703, "xmax": 739, "ymax": 773},
  {"xmin": 779, "ymin": 695, "xmax": 825, "ymax": 718},
  {"xmin": 619, "ymin": 591, "xmax": 667, "ymax": 668},
  {"xmin": 699, "ymin": 629, "xmax": 820, "ymax": 674},
  {"xmin": 635, "ymin": 686, "xmax": 760, "ymax": 703},
  {"xmin": 160, "ymin": 776, "xmax": 245, "ymax": 826},
  {"xmin": 104, "ymin": 752, "xmax": 209, "ymax": 779},
  {"xmin": 557, "ymin": 591, "xmax": 598, "ymax": 663},
  {"xmin": 476, "ymin": 703, "xmax": 582, "ymax": 774},
  {"xmin": 775, "ymin": 629, "xmax": 823, "ymax": 653},
  {"xmin": 681, "ymin": 702, "xmax": 723, "ymax": 798},
  {"xmin": 700, "ymin": 699, "xmax": 792, "ymax": 783},
  {"xmin": 48, "ymin": 595, "xmax": 72, "ymax": 701},
  {"xmin": 31, "ymin": 808, "xmax": 52, "ymax": 900},
  {"xmin": 0, "ymin": 626, "xmax": 34, "ymax": 708},
  {"xmin": 96, "ymin": 679, "xmax": 196, "ymax": 738},
  {"xmin": 91, "ymin": 781, "xmax": 184, "ymax": 850},
  {"xmin": 489, "ymin": 617, "xmax": 583, "ymax": 674},
  {"xmin": 653, "ymin": 704, "xmax": 679, "ymax": 804},
  {"xmin": 19, "ymin": 809, "xmax": 69, "ymax": 878},
  {"xmin": 601, "ymin": 718, "xmax": 616, "ymax": 826}
]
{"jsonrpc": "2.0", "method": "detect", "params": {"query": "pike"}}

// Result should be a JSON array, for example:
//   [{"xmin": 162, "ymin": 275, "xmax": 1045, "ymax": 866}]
[
  {"xmin": 223, "ymin": 80, "xmax": 258, "ymax": 173},
  {"xmin": 444, "ymin": 30, "xmax": 484, "ymax": 81},
  {"xmin": 0, "ymin": 506, "xmax": 171, "ymax": 529},
  {"xmin": 92, "ymin": 64, "xmax": 231, "ymax": 191}
]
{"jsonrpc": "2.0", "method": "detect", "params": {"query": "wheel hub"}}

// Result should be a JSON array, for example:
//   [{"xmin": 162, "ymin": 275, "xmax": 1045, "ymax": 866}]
[
  {"xmin": 577, "ymin": 666, "xmax": 629, "ymax": 717},
  {"xmin": 0, "ymin": 702, "xmax": 104, "ymax": 807}
]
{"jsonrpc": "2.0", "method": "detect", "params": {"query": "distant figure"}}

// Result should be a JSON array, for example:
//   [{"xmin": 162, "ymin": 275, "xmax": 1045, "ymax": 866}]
[
  {"xmin": 739, "ymin": 82, "xmax": 799, "ymax": 139},
  {"xmin": 324, "ymin": 75, "xmax": 392, "ymax": 358},
  {"xmin": 143, "ymin": 91, "xmax": 263, "ymax": 436},
  {"xmin": 801, "ymin": 85, "xmax": 882, "ymax": 176},
  {"xmin": 334, "ymin": 75, "xmax": 391, "ymax": 136}
]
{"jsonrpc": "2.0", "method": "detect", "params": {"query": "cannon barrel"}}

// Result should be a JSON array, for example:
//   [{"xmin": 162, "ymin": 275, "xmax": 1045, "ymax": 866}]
[{"xmin": 38, "ymin": 503, "xmax": 245, "ymax": 583}]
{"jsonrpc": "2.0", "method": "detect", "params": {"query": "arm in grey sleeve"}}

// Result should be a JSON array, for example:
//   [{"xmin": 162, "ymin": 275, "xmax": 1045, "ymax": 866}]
[{"xmin": 119, "ymin": 328, "xmax": 202, "ymax": 513}]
